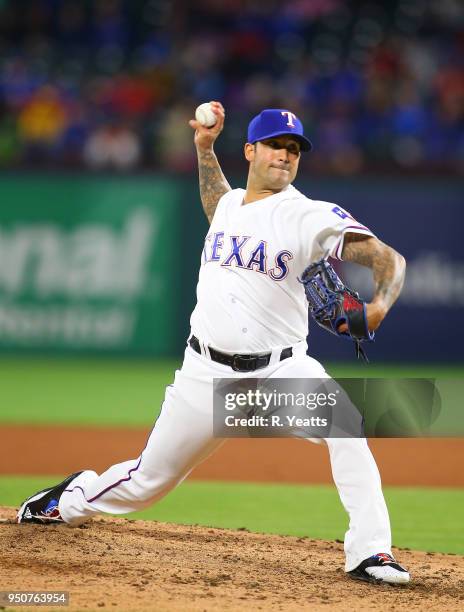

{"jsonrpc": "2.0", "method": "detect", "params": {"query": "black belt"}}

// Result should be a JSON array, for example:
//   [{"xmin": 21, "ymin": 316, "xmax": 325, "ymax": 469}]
[{"xmin": 189, "ymin": 335, "xmax": 293, "ymax": 372}]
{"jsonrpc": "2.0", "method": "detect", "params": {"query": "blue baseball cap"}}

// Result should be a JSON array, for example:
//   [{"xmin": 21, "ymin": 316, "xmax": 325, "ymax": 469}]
[{"xmin": 247, "ymin": 109, "xmax": 313, "ymax": 152}]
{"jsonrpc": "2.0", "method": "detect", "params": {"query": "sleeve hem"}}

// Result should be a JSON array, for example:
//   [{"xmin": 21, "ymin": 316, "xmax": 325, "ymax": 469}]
[{"xmin": 330, "ymin": 227, "xmax": 375, "ymax": 261}]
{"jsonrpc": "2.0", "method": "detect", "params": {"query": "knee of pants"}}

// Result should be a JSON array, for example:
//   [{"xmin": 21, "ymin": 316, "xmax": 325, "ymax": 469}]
[{"xmin": 129, "ymin": 469, "xmax": 183, "ymax": 504}]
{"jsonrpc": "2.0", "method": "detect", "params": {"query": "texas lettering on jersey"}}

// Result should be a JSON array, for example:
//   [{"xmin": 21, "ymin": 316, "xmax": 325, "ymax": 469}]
[{"xmin": 202, "ymin": 232, "xmax": 293, "ymax": 281}]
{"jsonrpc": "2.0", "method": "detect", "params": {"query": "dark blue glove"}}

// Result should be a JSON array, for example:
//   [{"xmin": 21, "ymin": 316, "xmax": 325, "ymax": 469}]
[{"xmin": 299, "ymin": 259, "xmax": 374, "ymax": 361}]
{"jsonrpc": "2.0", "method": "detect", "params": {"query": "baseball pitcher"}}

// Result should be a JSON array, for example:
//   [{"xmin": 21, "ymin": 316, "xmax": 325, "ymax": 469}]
[{"xmin": 17, "ymin": 104, "xmax": 409, "ymax": 585}]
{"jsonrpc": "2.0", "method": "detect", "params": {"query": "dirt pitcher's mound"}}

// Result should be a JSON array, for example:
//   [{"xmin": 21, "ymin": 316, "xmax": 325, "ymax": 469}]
[{"xmin": 0, "ymin": 507, "xmax": 462, "ymax": 612}]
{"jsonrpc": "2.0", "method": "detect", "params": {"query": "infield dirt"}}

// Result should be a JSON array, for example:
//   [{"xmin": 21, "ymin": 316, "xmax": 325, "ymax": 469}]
[
  {"xmin": 1, "ymin": 506, "xmax": 463, "ymax": 612},
  {"xmin": 1, "ymin": 426, "xmax": 463, "ymax": 486}
]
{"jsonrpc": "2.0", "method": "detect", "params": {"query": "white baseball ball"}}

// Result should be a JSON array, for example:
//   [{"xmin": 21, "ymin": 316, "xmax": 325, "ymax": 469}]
[{"xmin": 195, "ymin": 102, "xmax": 217, "ymax": 127}]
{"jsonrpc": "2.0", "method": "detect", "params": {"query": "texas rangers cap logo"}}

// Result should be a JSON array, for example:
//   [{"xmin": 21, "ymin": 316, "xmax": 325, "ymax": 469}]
[
  {"xmin": 247, "ymin": 108, "xmax": 313, "ymax": 151},
  {"xmin": 281, "ymin": 111, "xmax": 297, "ymax": 127}
]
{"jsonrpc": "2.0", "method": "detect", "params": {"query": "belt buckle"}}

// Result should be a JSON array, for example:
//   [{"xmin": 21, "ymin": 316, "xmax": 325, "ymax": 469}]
[{"xmin": 231, "ymin": 354, "xmax": 256, "ymax": 372}]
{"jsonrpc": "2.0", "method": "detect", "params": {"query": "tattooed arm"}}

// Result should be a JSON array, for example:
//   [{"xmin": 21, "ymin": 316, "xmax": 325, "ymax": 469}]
[
  {"xmin": 341, "ymin": 233, "xmax": 406, "ymax": 332},
  {"xmin": 195, "ymin": 148, "xmax": 231, "ymax": 223},
  {"xmin": 189, "ymin": 101, "xmax": 231, "ymax": 224}
]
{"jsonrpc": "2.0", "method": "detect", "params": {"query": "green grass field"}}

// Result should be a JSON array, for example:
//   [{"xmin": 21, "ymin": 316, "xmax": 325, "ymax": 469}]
[
  {"xmin": 1, "ymin": 476, "xmax": 463, "ymax": 554},
  {"xmin": 1, "ymin": 357, "xmax": 462, "ymax": 427},
  {"xmin": 1, "ymin": 357, "xmax": 463, "ymax": 555}
]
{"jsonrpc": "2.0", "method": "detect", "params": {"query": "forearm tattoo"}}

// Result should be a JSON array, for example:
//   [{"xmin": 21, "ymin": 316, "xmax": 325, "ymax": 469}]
[
  {"xmin": 342, "ymin": 234, "xmax": 406, "ymax": 311},
  {"xmin": 197, "ymin": 149, "xmax": 231, "ymax": 223}
]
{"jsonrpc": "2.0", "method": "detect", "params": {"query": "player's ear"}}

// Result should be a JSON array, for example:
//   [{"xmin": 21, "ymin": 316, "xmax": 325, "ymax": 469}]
[{"xmin": 244, "ymin": 142, "xmax": 255, "ymax": 162}]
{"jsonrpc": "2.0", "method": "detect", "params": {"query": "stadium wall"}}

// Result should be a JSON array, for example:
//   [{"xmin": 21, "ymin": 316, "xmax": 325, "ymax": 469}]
[{"xmin": 0, "ymin": 173, "xmax": 461, "ymax": 361}]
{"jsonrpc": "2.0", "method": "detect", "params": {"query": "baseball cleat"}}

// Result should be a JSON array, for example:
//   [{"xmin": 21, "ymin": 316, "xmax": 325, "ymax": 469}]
[
  {"xmin": 17, "ymin": 471, "xmax": 85, "ymax": 524},
  {"xmin": 348, "ymin": 553, "xmax": 410, "ymax": 585}
]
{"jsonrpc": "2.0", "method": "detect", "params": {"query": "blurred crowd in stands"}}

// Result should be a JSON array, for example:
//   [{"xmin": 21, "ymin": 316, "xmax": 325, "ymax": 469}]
[{"xmin": 0, "ymin": 0, "xmax": 462, "ymax": 175}]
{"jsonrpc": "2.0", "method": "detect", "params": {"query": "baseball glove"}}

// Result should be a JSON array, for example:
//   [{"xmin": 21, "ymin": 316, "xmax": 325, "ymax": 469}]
[{"xmin": 299, "ymin": 258, "xmax": 374, "ymax": 362}]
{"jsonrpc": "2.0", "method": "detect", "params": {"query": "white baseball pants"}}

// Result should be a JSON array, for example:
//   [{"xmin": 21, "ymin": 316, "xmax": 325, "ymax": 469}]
[{"xmin": 59, "ymin": 342, "xmax": 392, "ymax": 571}]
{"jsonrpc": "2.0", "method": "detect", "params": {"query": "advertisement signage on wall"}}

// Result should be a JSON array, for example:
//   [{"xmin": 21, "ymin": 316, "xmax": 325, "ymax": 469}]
[
  {"xmin": 0, "ymin": 176, "xmax": 180, "ymax": 354},
  {"xmin": 0, "ymin": 174, "xmax": 461, "ymax": 361}
]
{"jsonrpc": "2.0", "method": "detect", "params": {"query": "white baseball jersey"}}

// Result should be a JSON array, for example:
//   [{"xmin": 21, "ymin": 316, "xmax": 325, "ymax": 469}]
[{"xmin": 190, "ymin": 184, "xmax": 374, "ymax": 352}]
